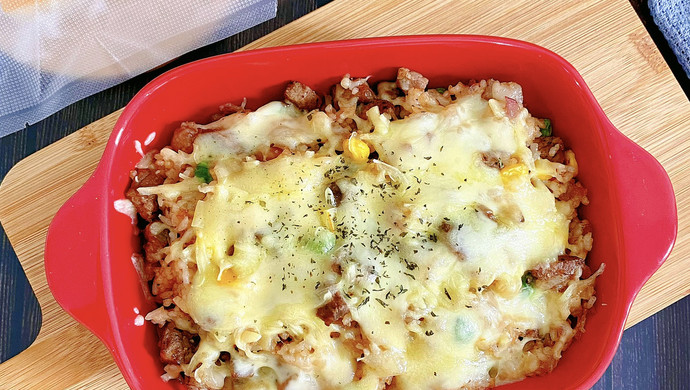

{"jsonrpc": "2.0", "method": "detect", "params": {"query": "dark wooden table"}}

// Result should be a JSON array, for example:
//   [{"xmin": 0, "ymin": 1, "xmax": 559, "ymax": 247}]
[{"xmin": 0, "ymin": 0, "xmax": 688, "ymax": 388}]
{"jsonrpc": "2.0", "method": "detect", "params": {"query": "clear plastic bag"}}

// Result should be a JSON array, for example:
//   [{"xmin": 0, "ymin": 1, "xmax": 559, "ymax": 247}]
[{"xmin": 0, "ymin": 0, "xmax": 277, "ymax": 136}]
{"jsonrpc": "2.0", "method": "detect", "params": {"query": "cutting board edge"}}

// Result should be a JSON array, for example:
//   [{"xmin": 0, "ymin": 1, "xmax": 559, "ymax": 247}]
[{"xmin": 0, "ymin": 0, "xmax": 689, "ymax": 388}]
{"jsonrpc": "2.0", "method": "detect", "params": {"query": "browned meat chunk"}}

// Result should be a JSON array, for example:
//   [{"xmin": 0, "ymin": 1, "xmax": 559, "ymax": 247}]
[
  {"xmin": 159, "ymin": 323, "xmax": 195, "ymax": 365},
  {"xmin": 144, "ymin": 223, "xmax": 169, "ymax": 263},
  {"xmin": 126, "ymin": 187, "xmax": 157, "ymax": 222},
  {"xmin": 210, "ymin": 102, "xmax": 248, "ymax": 121},
  {"xmin": 535, "ymin": 136, "xmax": 566, "ymax": 164},
  {"xmin": 284, "ymin": 81, "xmax": 322, "ymax": 111},
  {"xmin": 358, "ymin": 99, "xmax": 395, "ymax": 119},
  {"xmin": 531, "ymin": 255, "xmax": 585, "ymax": 291},
  {"xmin": 327, "ymin": 182, "xmax": 343, "ymax": 207},
  {"xmin": 350, "ymin": 82, "xmax": 376, "ymax": 103},
  {"xmin": 331, "ymin": 79, "xmax": 376, "ymax": 112},
  {"xmin": 171, "ymin": 122, "xmax": 200, "ymax": 154},
  {"xmin": 133, "ymin": 166, "xmax": 166, "ymax": 187},
  {"xmin": 559, "ymin": 180, "xmax": 588, "ymax": 203},
  {"xmin": 126, "ymin": 167, "xmax": 165, "ymax": 222},
  {"xmin": 316, "ymin": 292, "xmax": 350, "ymax": 326},
  {"xmin": 396, "ymin": 68, "xmax": 428, "ymax": 92}
]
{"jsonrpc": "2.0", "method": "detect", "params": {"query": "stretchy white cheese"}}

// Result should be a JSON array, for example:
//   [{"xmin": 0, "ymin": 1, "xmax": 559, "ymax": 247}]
[{"xmin": 136, "ymin": 72, "xmax": 601, "ymax": 390}]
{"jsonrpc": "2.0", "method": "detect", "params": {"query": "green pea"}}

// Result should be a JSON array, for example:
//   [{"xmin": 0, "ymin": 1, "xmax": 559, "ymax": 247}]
[
  {"xmin": 521, "ymin": 271, "xmax": 535, "ymax": 295},
  {"xmin": 455, "ymin": 315, "xmax": 478, "ymax": 343},
  {"xmin": 539, "ymin": 119, "xmax": 553, "ymax": 137},
  {"xmin": 521, "ymin": 283, "xmax": 534, "ymax": 296},
  {"xmin": 195, "ymin": 162, "xmax": 213, "ymax": 183},
  {"xmin": 305, "ymin": 227, "xmax": 336, "ymax": 254}
]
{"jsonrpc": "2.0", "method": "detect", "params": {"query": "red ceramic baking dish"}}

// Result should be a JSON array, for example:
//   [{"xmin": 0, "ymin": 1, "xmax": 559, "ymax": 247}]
[{"xmin": 44, "ymin": 35, "xmax": 677, "ymax": 389}]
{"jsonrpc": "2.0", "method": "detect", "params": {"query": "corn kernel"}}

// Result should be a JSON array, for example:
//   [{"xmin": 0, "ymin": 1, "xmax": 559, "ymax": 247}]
[
  {"xmin": 320, "ymin": 208, "xmax": 336, "ymax": 232},
  {"xmin": 343, "ymin": 135, "xmax": 371, "ymax": 163},
  {"xmin": 500, "ymin": 163, "xmax": 528, "ymax": 184}
]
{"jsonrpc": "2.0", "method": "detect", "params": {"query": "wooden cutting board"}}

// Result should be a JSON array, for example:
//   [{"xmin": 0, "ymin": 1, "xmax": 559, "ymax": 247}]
[{"xmin": 1, "ymin": 0, "xmax": 688, "ymax": 388}]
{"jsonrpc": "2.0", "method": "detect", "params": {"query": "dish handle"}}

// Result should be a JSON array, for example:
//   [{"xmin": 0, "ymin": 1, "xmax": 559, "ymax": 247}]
[
  {"xmin": 607, "ymin": 129, "xmax": 677, "ymax": 296},
  {"xmin": 44, "ymin": 173, "xmax": 112, "ymax": 341}
]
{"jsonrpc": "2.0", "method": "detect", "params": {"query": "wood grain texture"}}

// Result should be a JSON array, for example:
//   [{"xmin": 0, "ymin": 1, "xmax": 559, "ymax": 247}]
[{"xmin": 0, "ymin": 0, "xmax": 688, "ymax": 388}]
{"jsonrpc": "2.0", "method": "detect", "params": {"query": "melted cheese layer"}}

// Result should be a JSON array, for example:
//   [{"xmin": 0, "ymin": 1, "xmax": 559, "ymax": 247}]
[{"xmin": 180, "ymin": 94, "xmax": 573, "ymax": 389}]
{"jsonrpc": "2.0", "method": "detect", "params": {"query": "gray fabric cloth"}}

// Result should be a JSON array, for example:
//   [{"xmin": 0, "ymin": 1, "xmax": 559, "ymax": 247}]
[{"xmin": 650, "ymin": 0, "xmax": 690, "ymax": 78}]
